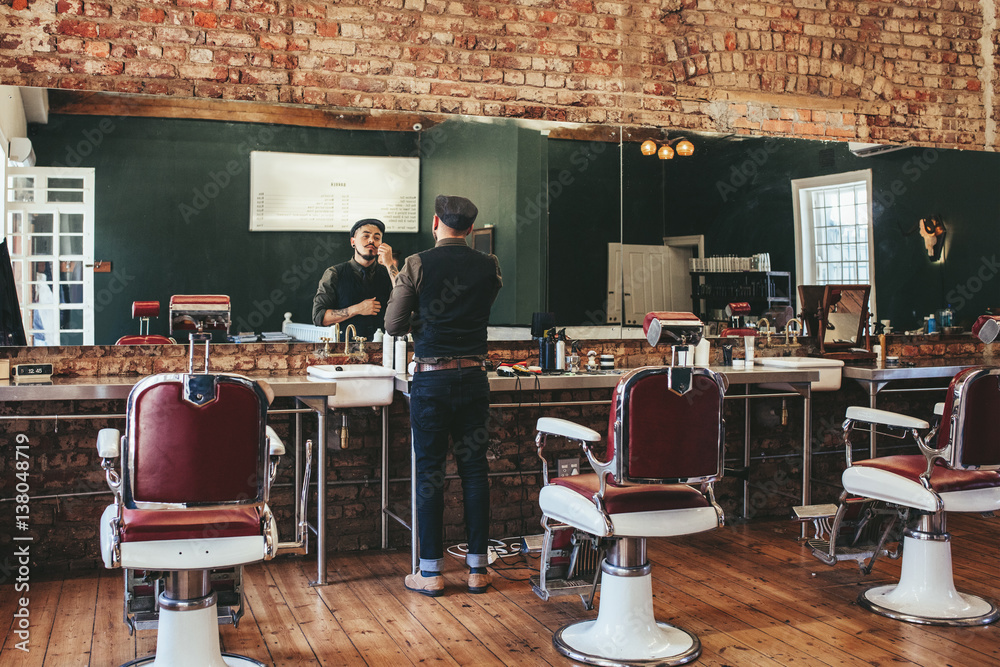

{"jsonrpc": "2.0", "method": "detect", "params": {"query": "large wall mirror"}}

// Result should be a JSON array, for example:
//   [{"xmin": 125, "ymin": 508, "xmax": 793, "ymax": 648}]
[
  {"xmin": 3, "ymin": 86, "xmax": 1000, "ymax": 348},
  {"xmin": 4, "ymin": 88, "xmax": 626, "ymax": 345}
]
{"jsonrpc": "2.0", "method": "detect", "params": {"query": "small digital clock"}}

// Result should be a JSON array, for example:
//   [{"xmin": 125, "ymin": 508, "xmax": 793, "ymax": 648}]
[{"xmin": 12, "ymin": 363, "xmax": 53, "ymax": 382}]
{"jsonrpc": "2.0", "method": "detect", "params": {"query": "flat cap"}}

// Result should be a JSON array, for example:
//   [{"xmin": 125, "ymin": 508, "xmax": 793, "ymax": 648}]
[
  {"xmin": 435, "ymin": 195, "xmax": 478, "ymax": 229},
  {"xmin": 350, "ymin": 218, "xmax": 385, "ymax": 236}
]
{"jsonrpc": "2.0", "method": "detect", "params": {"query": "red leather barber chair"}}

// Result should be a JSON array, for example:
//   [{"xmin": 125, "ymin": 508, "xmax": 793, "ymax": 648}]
[
  {"xmin": 97, "ymin": 335, "xmax": 283, "ymax": 665},
  {"xmin": 116, "ymin": 301, "xmax": 175, "ymax": 345},
  {"xmin": 532, "ymin": 365, "xmax": 727, "ymax": 666},
  {"xmin": 801, "ymin": 366, "xmax": 1000, "ymax": 625}
]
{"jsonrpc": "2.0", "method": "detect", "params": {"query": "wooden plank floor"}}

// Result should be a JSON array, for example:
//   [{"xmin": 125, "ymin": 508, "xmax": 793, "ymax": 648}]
[{"xmin": 2, "ymin": 514, "xmax": 998, "ymax": 666}]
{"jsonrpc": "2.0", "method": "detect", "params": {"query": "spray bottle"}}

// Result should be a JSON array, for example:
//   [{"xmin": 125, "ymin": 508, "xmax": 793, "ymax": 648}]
[{"xmin": 555, "ymin": 329, "xmax": 567, "ymax": 370}]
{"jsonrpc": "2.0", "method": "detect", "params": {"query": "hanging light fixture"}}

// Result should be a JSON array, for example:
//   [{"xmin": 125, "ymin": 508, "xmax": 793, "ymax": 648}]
[{"xmin": 640, "ymin": 135, "xmax": 694, "ymax": 160}]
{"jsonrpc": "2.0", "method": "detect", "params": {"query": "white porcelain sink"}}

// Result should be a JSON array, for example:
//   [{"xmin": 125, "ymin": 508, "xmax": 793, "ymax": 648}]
[
  {"xmin": 755, "ymin": 356, "xmax": 845, "ymax": 392},
  {"xmin": 307, "ymin": 364, "xmax": 397, "ymax": 407}
]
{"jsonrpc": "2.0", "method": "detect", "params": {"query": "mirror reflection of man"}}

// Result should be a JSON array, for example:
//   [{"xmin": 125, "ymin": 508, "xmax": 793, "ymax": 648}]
[{"xmin": 312, "ymin": 218, "xmax": 399, "ymax": 340}]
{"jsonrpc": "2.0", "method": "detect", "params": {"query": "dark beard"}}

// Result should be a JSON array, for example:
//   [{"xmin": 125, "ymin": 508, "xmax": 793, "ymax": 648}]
[{"xmin": 357, "ymin": 247, "xmax": 377, "ymax": 261}]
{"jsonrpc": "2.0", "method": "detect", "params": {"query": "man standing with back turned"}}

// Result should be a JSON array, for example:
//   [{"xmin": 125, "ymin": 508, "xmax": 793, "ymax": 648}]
[{"xmin": 384, "ymin": 195, "xmax": 502, "ymax": 596}]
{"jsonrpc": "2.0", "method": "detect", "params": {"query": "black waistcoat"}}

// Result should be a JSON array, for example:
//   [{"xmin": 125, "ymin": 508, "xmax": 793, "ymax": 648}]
[
  {"xmin": 412, "ymin": 245, "xmax": 499, "ymax": 359},
  {"xmin": 332, "ymin": 261, "xmax": 392, "ymax": 340}
]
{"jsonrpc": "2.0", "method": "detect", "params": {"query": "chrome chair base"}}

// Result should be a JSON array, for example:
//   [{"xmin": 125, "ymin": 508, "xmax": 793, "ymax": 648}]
[
  {"xmin": 552, "ymin": 568, "xmax": 701, "ymax": 666},
  {"xmin": 859, "ymin": 586, "xmax": 999, "ymax": 627},
  {"xmin": 554, "ymin": 621, "xmax": 701, "ymax": 667},
  {"xmin": 121, "ymin": 654, "xmax": 265, "ymax": 667},
  {"xmin": 856, "ymin": 533, "xmax": 1000, "ymax": 627}
]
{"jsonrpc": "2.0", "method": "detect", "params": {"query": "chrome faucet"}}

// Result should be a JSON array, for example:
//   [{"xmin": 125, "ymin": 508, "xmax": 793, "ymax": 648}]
[{"xmin": 785, "ymin": 317, "xmax": 803, "ymax": 346}]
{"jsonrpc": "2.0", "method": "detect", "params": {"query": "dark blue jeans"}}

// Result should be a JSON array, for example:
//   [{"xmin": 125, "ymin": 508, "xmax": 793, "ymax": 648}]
[{"xmin": 409, "ymin": 367, "xmax": 490, "ymax": 572}]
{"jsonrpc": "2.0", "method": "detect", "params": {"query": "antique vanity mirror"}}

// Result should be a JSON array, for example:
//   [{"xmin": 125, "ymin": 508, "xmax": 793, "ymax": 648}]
[{"xmin": 798, "ymin": 284, "xmax": 873, "ymax": 359}]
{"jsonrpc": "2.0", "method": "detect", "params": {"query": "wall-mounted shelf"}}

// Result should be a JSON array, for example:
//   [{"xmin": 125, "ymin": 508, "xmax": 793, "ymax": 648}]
[{"xmin": 691, "ymin": 271, "xmax": 792, "ymax": 320}]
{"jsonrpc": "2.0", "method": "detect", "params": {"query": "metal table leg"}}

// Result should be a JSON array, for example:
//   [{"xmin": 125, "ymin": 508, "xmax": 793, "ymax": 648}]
[
  {"xmin": 316, "ymin": 406, "xmax": 327, "ymax": 584},
  {"xmin": 802, "ymin": 384, "xmax": 812, "ymax": 508},
  {"xmin": 411, "ymin": 429, "xmax": 418, "ymax": 575},
  {"xmin": 743, "ymin": 396, "xmax": 751, "ymax": 519}
]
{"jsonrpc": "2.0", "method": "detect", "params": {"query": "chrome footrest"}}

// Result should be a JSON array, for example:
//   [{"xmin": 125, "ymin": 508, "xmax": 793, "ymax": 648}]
[
  {"xmin": 792, "ymin": 504, "xmax": 839, "ymax": 521},
  {"xmin": 126, "ymin": 567, "xmax": 243, "ymax": 631},
  {"xmin": 806, "ymin": 538, "xmax": 875, "ymax": 563},
  {"xmin": 794, "ymin": 504, "xmax": 841, "ymax": 542},
  {"xmin": 530, "ymin": 574, "xmax": 599, "ymax": 599}
]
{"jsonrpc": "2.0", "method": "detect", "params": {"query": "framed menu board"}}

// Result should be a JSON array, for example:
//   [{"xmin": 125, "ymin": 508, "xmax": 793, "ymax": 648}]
[{"xmin": 249, "ymin": 151, "xmax": 420, "ymax": 233}]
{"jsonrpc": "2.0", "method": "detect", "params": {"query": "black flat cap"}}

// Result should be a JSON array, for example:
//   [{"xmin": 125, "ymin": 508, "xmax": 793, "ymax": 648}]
[
  {"xmin": 435, "ymin": 195, "xmax": 478, "ymax": 229},
  {"xmin": 350, "ymin": 218, "xmax": 385, "ymax": 236}
]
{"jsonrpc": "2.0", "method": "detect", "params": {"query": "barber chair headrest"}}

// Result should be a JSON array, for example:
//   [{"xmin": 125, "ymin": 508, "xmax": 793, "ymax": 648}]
[
  {"xmin": 719, "ymin": 327, "xmax": 758, "ymax": 337},
  {"xmin": 724, "ymin": 302, "xmax": 752, "ymax": 317},
  {"xmin": 132, "ymin": 301, "xmax": 160, "ymax": 319},
  {"xmin": 972, "ymin": 315, "xmax": 1000, "ymax": 344},
  {"xmin": 643, "ymin": 311, "xmax": 704, "ymax": 347},
  {"xmin": 169, "ymin": 294, "xmax": 231, "ymax": 310}
]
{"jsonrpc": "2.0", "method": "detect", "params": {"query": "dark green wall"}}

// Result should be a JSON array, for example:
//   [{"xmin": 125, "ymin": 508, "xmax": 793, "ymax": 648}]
[
  {"xmin": 655, "ymin": 136, "xmax": 1000, "ymax": 331},
  {"xmin": 552, "ymin": 135, "xmax": 1000, "ymax": 332},
  {"xmin": 28, "ymin": 113, "xmax": 1000, "ymax": 341},
  {"xmin": 29, "ymin": 114, "xmax": 427, "ymax": 343},
  {"xmin": 419, "ymin": 119, "xmax": 548, "ymax": 326},
  {"xmin": 547, "ymin": 139, "xmax": 621, "ymax": 326}
]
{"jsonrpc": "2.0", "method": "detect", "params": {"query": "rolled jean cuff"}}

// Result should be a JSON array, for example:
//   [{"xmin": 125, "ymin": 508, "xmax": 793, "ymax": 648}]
[
  {"xmin": 420, "ymin": 557, "xmax": 445, "ymax": 573},
  {"xmin": 466, "ymin": 552, "xmax": 488, "ymax": 569}
]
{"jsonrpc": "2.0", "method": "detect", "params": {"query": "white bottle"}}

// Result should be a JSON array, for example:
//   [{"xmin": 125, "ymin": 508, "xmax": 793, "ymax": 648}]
[
  {"xmin": 555, "ymin": 338, "xmax": 566, "ymax": 370},
  {"xmin": 382, "ymin": 334, "xmax": 394, "ymax": 369},
  {"xmin": 394, "ymin": 337, "xmax": 407, "ymax": 374},
  {"xmin": 373, "ymin": 328, "xmax": 384, "ymax": 343},
  {"xmin": 695, "ymin": 337, "xmax": 711, "ymax": 366}
]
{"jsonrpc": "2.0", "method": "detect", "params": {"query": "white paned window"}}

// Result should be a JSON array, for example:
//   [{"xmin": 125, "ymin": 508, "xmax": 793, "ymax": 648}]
[
  {"xmin": 791, "ymin": 169, "xmax": 875, "ymax": 311},
  {"xmin": 5, "ymin": 167, "xmax": 95, "ymax": 345}
]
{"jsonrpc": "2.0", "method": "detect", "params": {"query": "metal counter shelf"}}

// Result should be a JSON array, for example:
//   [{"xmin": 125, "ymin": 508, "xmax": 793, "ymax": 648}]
[
  {"xmin": 0, "ymin": 374, "xmax": 337, "ymax": 400},
  {"xmin": 843, "ymin": 358, "xmax": 985, "ymax": 457}
]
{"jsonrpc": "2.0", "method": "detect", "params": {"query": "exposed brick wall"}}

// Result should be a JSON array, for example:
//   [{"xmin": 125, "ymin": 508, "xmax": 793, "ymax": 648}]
[
  {"xmin": 3, "ymin": 334, "xmax": 993, "ymax": 573},
  {"xmin": 1, "ymin": 1, "xmax": 997, "ymax": 149}
]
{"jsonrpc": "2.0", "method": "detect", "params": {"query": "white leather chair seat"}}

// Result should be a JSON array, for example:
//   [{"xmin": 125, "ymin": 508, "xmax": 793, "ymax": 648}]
[
  {"xmin": 843, "ymin": 465, "xmax": 1000, "ymax": 514},
  {"xmin": 100, "ymin": 505, "xmax": 272, "ymax": 570},
  {"xmin": 539, "ymin": 483, "xmax": 720, "ymax": 538}
]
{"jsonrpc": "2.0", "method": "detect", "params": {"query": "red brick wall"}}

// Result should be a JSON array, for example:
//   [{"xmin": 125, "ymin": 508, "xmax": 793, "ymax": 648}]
[
  {"xmin": 1, "ymin": 1, "xmax": 997, "ymax": 149},
  {"xmin": 1, "ymin": 334, "xmax": 991, "ymax": 572}
]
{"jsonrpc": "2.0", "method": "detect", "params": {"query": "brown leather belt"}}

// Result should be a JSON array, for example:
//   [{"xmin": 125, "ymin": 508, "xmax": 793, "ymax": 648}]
[{"xmin": 415, "ymin": 358, "xmax": 486, "ymax": 373}]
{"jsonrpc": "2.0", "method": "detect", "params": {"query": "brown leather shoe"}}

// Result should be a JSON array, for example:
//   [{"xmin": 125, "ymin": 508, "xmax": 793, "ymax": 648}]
[
  {"xmin": 404, "ymin": 572, "xmax": 444, "ymax": 597},
  {"xmin": 468, "ymin": 571, "xmax": 491, "ymax": 594}
]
